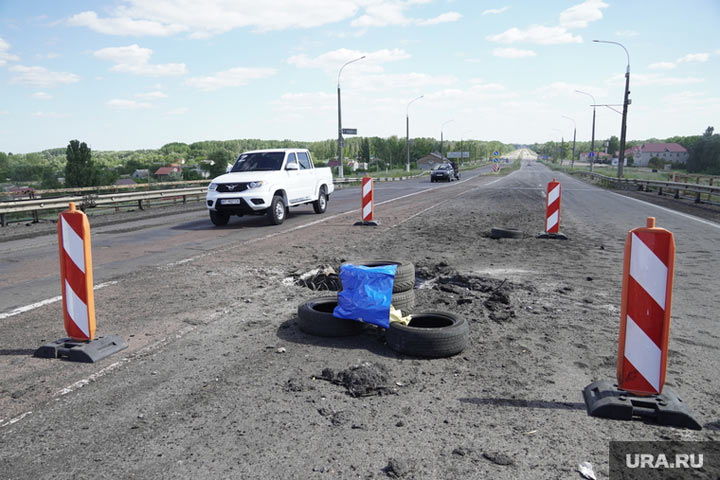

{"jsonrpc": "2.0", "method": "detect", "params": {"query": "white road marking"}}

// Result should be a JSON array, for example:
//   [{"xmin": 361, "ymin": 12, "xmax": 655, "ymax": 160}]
[{"xmin": 0, "ymin": 281, "xmax": 117, "ymax": 320}]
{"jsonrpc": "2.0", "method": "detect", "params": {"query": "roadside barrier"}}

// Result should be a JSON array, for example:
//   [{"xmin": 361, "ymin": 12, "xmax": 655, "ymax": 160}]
[
  {"xmin": 582, "ymin": 217, "xmax": 700, "ymax": 429},
  {"xmin": 34, "ymin": 202, "xmax": 127, "ymax": 363},
  {"xmin": 617, "ymin": 216, "xmax": 674, "ymax": 395},
  {"xmin": 536, "ymin": 179, "xmax": 567, "ymax": 239},
  {"xmin": 354, "ymin": 176, "xmax": 379, "ymax": 226}
]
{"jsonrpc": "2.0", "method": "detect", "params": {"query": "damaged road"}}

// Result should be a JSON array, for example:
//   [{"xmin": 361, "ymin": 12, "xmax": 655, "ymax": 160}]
[{"xmin": 1, "ymin": 162, "xmax": 719, "ymax": 479}]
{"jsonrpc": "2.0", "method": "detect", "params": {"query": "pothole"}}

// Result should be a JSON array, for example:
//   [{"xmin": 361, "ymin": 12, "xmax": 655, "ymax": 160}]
[{"xmin": 283, "ymin": 265, "xmax": 341, "ymax": 291}]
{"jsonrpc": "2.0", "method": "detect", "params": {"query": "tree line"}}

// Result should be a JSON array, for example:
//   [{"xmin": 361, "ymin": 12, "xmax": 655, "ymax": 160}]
[
  {"xmin": 531, "ymin": 127, "xmax": 719, "ymax": 173},
  {"xmin": 1, "ymin": 136, "xmax": 514, "ymax": 188}
]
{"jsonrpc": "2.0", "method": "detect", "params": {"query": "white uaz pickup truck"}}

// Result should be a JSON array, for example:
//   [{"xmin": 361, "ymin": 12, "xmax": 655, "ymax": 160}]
[{"xmin": 205, "ymin": 148, "xmax": 334, "ymax": 226}]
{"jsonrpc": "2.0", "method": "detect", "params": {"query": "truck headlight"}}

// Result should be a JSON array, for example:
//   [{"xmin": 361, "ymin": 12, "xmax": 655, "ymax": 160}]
[
  {"xmin": 208, "ymin": 183, "xmax": 218, "ymax": 191},
  {"xmin": 247, "ymin": 181, "xmax": 265, "ymax": 189}
]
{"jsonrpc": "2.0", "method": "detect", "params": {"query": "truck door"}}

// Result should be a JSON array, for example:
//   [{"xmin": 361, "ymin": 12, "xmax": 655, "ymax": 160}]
[
  {"xmin": 296, "ymin": 151, "xmax": 315, "ymax": 200},
  {"xmin": 285, "ymin": 152, "xmax": 304, "ymax": 204}
]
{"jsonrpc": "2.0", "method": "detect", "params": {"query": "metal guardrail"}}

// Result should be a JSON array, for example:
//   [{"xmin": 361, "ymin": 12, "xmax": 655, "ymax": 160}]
[
  {"xmin": 571, "ymin": 171, "xmax": 720, "ymax": 203},
  {"xmin": 0, "ymin": 187, "xmax": 207, "ymax": 226}
]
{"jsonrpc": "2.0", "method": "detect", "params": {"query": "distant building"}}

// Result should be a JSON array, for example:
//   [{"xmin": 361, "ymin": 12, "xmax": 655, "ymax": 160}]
[
  {"xmin": 132, "ymin": 169, "xmax": 150, "ymax": 179},
  {"xmin": 578, "ymin": 152, "xmax": 611, "ymax": 163},
  {"xmin": 154, "ymin": 165, "xmax": 182, "ymax": 180},
  {"xmin": 417, "ymin": 152, "xmax": 448, "ymax": 170},
  {"xmin": 632, "ymin": 143, "xmax": 688, "ymax": 167}
]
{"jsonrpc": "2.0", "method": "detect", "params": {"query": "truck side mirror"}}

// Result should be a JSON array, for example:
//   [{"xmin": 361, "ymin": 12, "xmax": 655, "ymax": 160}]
[
  {"xmin": 226, "ymin": 164, "xmax": 233, "ymax": 173},
  {"xmin": 286, "ymin": 163, "xmax": 299, "ymax": 171}
]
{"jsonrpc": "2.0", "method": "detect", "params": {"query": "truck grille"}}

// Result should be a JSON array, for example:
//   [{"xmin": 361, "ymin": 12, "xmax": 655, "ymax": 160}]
[{"xmin": 216, "ymin": 183, "xmax": 248, "ymax": 193}]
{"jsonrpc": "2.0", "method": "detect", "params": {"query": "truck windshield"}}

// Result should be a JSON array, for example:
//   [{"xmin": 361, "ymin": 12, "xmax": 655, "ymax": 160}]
[{"xmin": 230, "ymin": 152, "xmax": 285, "ymax": 172}]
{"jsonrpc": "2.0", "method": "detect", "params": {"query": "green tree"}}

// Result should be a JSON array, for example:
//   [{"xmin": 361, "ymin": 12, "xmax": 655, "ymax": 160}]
[
  {"xmin": 360, "ymin": 138, "xmax": 370, "ymax": 163},
  {"xmin": 205, "ymin": 150, "xmax": 234, "ymax": 178},
  {"xmin": 648, "ymin": 156, "xmax": 665, "ymax": 169},
  {"xmin": 607, "ymin": 136, "xmax": 619, "ymax": 156},
  {"xmin": 0, "ymin": 152, "xmax": 9, "ymax": 180},
  {"xmin": 65, "ymin": 140, "xmax": 96, "ymax": 187}
]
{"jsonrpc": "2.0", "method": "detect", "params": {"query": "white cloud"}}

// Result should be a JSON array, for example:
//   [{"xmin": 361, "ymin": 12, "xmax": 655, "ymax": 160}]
[
  {"xmin": 492, "ymin": 47, "xmax": 536, "ymax": 58},
  {"xmin": 68, "ymin": 11, "xmax": 188, "ymax": 36},
  {"xmin": 94, "ymin": 44, "xmax": 186, "ymax": 76},
  {"xmin": 482, "ymin": 7, "xmax": 510, "ymax": 15},
  {"xmin": 649, "ymin": 62, "xmax": 676, "ymax": 70},
  {"xmin": 534, "ymin": 81, "xmax": 607, "ymax": 99},
  {"xmin": 417, "ymin": 12, "xmax": 462, "ymax": 26},
  {"xmin": 345, "ymin": 72, "xmax": 457, "ymax": 93},
  {"xmin": 559, "ymin": 0, "xmax": 608, "ymax": 29},
  {"xmin": 32, "ymin": 111, "xmax": 70, "ymax": 118},
  {"xmin": 135, "ymin": 91, "xmax": 168, "ymax": 99},
  {"xmin": 677, "ymin": 53, "xmax": 709, "ymax": 63},
  {"xmin": 272, "ymin": 92, "xmax": 336, "ymax": 113},
  {"xmin": 287, "ymin": 48, "xmax": 410, "ymax": 74},
  {"xmin": 487, "ymin": 25, "xmax": 582, "ymax": 45},
  {"xmin": 185, "ymin": 67, "xmax": 277, "ymax": 91},
  {"xmin": 106, "ymin": 99, "xmax": 153, "ymax": 110},
  {"xmin": 32, "ymin": 92, "xmax": 53, "ymax": 100},
  {"xmin": 9, "ymin": 65, "xmax": 80, "ymax": 87},
  {"xmin": 0, "ymin": 37, "xmax": 20, "ymax": 66}
]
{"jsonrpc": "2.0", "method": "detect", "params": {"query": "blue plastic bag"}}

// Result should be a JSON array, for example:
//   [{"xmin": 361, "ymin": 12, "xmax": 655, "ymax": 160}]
[{"xmin": 333, "ymin": 264, "xmax": 397, "ymax": 328}]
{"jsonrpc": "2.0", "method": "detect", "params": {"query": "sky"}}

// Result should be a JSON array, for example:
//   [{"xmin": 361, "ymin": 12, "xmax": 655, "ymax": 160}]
[{"xmin": 1, "ymin": 0, "xmax": 719, "ymax": 154}]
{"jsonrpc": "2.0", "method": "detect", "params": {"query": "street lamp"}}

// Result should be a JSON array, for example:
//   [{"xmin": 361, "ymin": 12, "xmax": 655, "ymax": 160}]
[
  {"xmin": 594, "ymin": 39, "xmax": 630, "ymax": 178},
  {"xmin": 406, "ymin": 95, "xmax": 423, "ymax": 172},
  {"xmin": 440, "ymin": 119, "xmax": 453, "ymax": 158},
  {"xmin": 575, "ymin": 90, "xmax": 596, "ymax": 172},
  {"xmin": 337, "ymin": 55, "xmax": 365, "ymax": 179},
  {"xmin": 562, "ymin": 115, "xmax": 576, "ymax": 168}
]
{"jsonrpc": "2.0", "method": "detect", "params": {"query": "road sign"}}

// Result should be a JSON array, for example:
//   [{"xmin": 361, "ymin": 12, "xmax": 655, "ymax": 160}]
[
  {"xmin": 342, "ymin": 128, "xmax": 357, "ymax": 135},
  {"xmin": 589, "ymin": 152, "xmax": 595, "ymax": 157},
  {"xmin": 493, "ymin": 157, "xmax": 499, "ymax": 163},
  {"xmin": 492, "ymin": 164, "xmax": 500, "ymax": 172},
  {"xmin": 493, "ymin": 151, "xmax": 499, "ymax": 156}
]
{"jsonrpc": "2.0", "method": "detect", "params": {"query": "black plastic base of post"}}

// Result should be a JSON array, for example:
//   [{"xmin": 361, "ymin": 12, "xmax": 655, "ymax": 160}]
[
  {"xmin": 536, "ymin": 231, "xmax": 568, "ymax": 240},
  {"xmin": 582, "ymin": 380, "xmax": 702, "ymax": 430},
  {"xmin": 353, "ymin": 220, "xmax": 380, "ymax": 226},
  {"xmin": 34, "ymin": 335, "xmax": 128, "ymax": 363}
]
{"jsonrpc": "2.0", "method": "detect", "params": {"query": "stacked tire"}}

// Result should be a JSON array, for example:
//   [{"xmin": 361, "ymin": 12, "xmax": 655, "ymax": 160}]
[{"xmin": 351, "ymin": 260, "xmax": 416, "ymax": 315}]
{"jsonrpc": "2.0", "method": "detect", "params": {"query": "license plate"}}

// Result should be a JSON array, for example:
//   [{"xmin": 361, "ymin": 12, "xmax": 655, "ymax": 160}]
[{"xmin": 221, "ymin": 199, "xmax": 241, "ymax": 205}]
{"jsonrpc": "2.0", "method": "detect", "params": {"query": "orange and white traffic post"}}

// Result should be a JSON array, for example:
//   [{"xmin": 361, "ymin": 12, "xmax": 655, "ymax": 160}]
[
  {"xmin": 58, "ymin": 202, "xmax": 96, "ymax": 341},
  {"xmin": 617, "ymin": 217, "xmax": 674, "ymax": 395},
  {"xmin": 582, "ymin": 217, "xmax": 699, "ymax": 429},
  {"xmin": 354, "ymin": 176, "xmax": 379, "ymax": 226},
  {"xmin": 34, "ymin": 202, "xmax": 127, "ymax": 362},
  {"xmin": 536, "ymin": 179, "xmax": 567, "ymax": 239},
  {"xmin": 545, "ymin": 179, "xmax": 561, "ymax": 234}
]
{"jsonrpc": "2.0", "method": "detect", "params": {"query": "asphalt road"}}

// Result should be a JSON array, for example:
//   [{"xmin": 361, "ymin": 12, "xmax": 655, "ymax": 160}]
[{"xmin": 1, "ymin": 154, "xmax": 718, "ymax": 479}]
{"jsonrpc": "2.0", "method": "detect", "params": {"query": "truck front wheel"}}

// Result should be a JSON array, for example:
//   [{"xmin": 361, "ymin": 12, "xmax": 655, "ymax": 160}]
[
  {"xmin": 210, "ymin": 210, "xmax": 230, "ymax": 226},
  {"xmin": 268, "ymin": 195, "xmax": 286, "ymax": 225},
  {"xmin": 313, "ymin": 187, "xmax": 327, "ymax": 214}
]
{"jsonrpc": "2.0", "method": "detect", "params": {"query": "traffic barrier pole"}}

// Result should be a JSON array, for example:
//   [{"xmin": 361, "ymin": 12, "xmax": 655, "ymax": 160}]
[
  {"xmin": 57, "ymin": 202, "xmax": 96, "ymax": 341},
  {"xmin": 361, "ymin": 176, "xmax": 374, "ymax": 222},
  {"xmin": 617, "ymin": 217, "xmax": 675, "ymax": 395},
  {"xmin": 545, "ymin": 179, "xmax": 561, "ymax": 234}
]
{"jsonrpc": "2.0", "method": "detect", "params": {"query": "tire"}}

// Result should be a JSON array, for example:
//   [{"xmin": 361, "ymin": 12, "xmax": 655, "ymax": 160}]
[
  {"xmin": 209, "ymin": 210, "xmax": 229, "ymax": 226},
  {"xmin": 297, "ymin": 296, "xmax": 363, "ymax": 337},
  {"xmin": 352, "ymin": 260, "xmax": 415, "ymax": 293},
  {"xmin": 386, "ymin": 311, "xmax": 469, "ymax": 358},
  {"xmin": 490, "ymin": 227, "xmax": 523, "ymax": 239},
  {"xmin": 313, "ymin": 187, "xmax": 327, "ymax": 214},
  {"xmin": 391, "ymin": 288, "xmax": 415, "ymax": 314},
  {"xmin": 268, "ymin": 195, "xmax": 286, "ymax": 225}
]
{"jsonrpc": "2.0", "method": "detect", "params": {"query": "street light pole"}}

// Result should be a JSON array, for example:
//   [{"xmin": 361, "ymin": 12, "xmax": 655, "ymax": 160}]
[
  {"xmin": 594, "ymin": 39, "xmax": 630, "ymax": 178},
  {"xmin": 562, "ymin": 115, "xmax": 576, "ymax": 168},
  {"xmin": 440, "ymin": 119, "xmax": 453, "ymax": 158},
  {"xmin": 406, "ymin": 95, "xmax": 423, "ymax": 173},
  {"xmin": 575, "ymin": 90, "xmax": 596, "ymax": 172},
  {"xmin": 337, "ymin": 55, "xmax": 365, "ymax": 179}
]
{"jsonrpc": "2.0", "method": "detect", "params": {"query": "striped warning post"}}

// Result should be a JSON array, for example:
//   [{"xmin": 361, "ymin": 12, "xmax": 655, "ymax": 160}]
[
  {"xmin": 57, "ymin": 202, "xmax": 96, "ymax": 341},
  {"xmin": 617, "ymin": 217, "xmax": 675, "ymax": 395},
  {"xmin": 361, "ymin": 176, "xmax": 374, "ymax": 222},
  {"xmin": 545, "ymin": 179, "xmax": 561, "ymax": 233}
]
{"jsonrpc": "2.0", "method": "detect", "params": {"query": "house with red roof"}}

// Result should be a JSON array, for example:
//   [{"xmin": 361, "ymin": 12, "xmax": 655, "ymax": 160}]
[
  {"xmin": 633, "ymin": 143, "xmax": 688, "ymax": 167},
  {"xmin": 154, "ymin": 165, "xmax": 182, "ymax": 180}
]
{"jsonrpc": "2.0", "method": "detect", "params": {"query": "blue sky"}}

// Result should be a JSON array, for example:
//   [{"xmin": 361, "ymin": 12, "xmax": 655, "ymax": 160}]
[{"xmin": 1, "ymin": 0, "xmax": 718, "ymax": 153}]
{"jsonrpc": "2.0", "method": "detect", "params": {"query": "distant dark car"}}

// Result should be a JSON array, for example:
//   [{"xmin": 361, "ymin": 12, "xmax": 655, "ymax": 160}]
[{"xmin": 430, "ymin": 163, "xmax": 459, "ymax": 182}]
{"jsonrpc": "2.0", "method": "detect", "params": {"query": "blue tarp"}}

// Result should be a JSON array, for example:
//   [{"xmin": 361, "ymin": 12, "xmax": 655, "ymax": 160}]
[{"xmin": 333, "ymin": 264, "xmax": 397, "ymax": 328}]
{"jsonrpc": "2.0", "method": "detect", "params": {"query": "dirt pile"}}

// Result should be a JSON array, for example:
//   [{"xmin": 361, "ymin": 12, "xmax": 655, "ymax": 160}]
[{"xmin": 317, "ymin": 361, "xmax": 397, "ymax": 397}]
